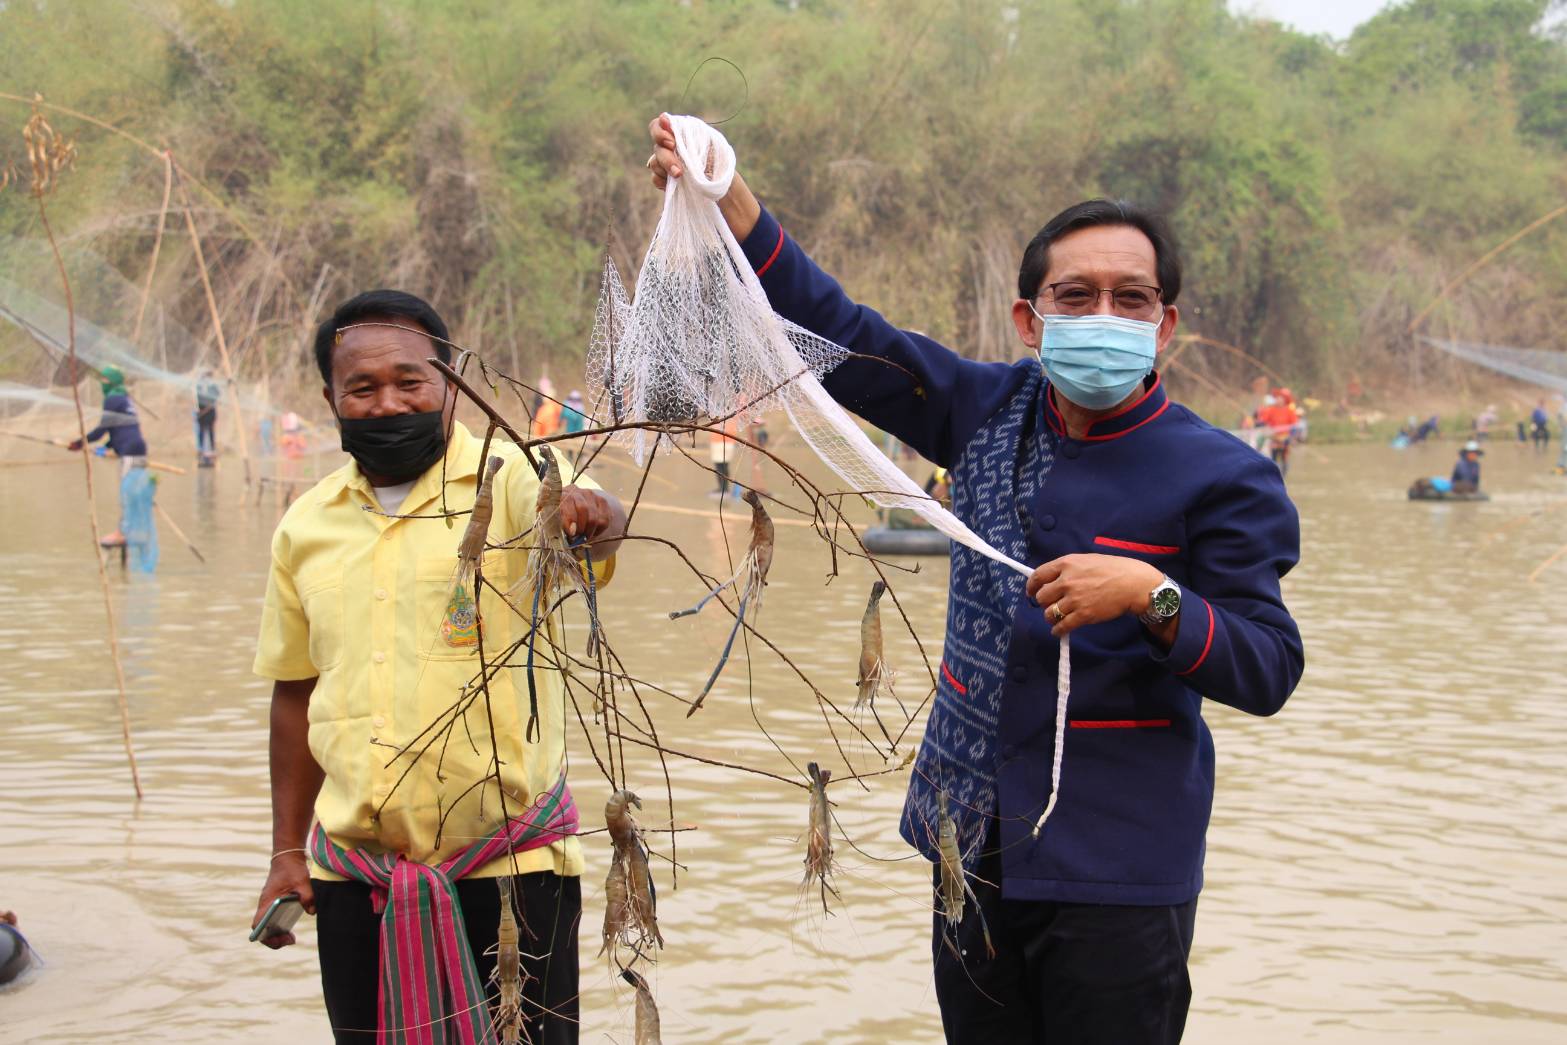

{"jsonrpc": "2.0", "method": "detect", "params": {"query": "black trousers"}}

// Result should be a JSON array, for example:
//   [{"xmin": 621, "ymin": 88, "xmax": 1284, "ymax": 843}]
[
  {"xmin": 313, "ymin": 872, "xmax": 581, "ymax": 1045},
  {"xmin": 933, "ymin": 830, "xmax": 1196, "ymax": 1045}
]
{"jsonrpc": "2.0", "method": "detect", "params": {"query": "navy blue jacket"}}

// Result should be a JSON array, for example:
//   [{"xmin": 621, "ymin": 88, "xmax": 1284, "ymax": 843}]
[
  {"xmin": 1452, "ymin": 456, "xmax": 1481, "ymax": 486},
  {"xmin": 739, "ymin": 207, "xmax": 1303, "ymax": 904},
  {"xmin": 85, "ymin": 393, "xmax": 148, "ymax": 457}
]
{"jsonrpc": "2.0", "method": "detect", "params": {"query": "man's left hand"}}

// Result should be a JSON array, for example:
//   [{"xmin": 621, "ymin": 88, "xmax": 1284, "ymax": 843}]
[
  {"xmin": 559, "ymin": 487, "xmax": 627, "ymax": 560},
  {"xmin": 1026, "ymin": 553, "xmax": 1164, "ymax": 638}
]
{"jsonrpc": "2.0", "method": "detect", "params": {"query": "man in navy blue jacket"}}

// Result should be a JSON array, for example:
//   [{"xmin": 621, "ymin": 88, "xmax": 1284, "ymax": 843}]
[{"xmin": 648, "ymin": 118, "xmax": 1303, "ymax": 1044}]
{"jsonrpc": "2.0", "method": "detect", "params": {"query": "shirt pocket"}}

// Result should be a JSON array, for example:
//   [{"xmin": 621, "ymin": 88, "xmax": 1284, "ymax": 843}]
[
  {"xmin": 414, "ymin": 555, "xmax": 518, "ymax": 662},
  {"xmin": 297, "ymin": 564, "xmax": 345, "ymax": 672}
]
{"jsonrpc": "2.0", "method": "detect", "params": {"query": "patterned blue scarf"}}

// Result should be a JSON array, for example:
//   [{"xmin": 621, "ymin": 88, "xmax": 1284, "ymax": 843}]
[{"xmin": 899, "ymin": 365, "xmax": 1058, "ymax": 865}]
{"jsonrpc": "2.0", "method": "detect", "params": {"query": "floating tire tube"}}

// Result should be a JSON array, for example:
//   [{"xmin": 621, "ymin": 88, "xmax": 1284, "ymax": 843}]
[
  {"xmin": 0, "ymin": 923, "xmax": 32, "ymax": 985},
  {"xmin": 862, "ymin": 526, "xmax": 952, "ymax": 556}
]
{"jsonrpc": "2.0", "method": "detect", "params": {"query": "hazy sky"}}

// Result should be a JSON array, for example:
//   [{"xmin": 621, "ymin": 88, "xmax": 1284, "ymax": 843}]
[{"xmin": 1234, "ymin": 0, "xmax": 1394, "ymax": 39}]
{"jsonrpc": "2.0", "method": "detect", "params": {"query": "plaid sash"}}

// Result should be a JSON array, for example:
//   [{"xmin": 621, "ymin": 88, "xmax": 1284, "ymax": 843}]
[{"xmin": 308, "ymin": 775, "xmax": 579, "ymax": 1045}]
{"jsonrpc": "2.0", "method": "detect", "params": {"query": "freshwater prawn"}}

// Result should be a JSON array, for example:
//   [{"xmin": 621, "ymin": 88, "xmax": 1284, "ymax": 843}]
[
  {"xmin": 854, "ymin": 580, "xmax": 891, "ymax": 711},
  {"xmin": 801, "ymin": 761, "xmax": 840, "ymax": 912},
  {"xmin": 670, "ymin": 487, "xmax": 774, "ymax": 716},
  {"xmin": 600, "ymin": 789, "xmax": 663, "ymax": 959},
  {"xmin": 513, "ymin": 445, "xmax": 603, "ymax": 740},
  {"xmin": 489, "ymin": 876, "xmax": 526, "ymax": 1044},
  {"xmin": 440, "ymin": 455, "xmax": 505, "ymax": 648},
  {"xmin": 936, "ymin": 789, "xmax": 994, "ymax": 960},
  {"xmin": 620, "ymin": 968, "xmax": 663, "ymax": 1045}
]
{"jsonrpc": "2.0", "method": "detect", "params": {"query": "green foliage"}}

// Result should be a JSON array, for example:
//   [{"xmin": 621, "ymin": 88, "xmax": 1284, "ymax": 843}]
[{"xmin": 0, "ymin": 0, "xmax": 1561, "ymax": 395}]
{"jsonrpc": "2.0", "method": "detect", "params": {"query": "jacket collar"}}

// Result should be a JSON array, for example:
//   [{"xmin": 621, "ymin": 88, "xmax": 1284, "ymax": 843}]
[
  {"xmin": 316, "ymin": 419, "xmax": 483, "ymax": 508},
  {"xmin": 1044, "ymin": 372, "xmax": 1170, "ymax": 442}
]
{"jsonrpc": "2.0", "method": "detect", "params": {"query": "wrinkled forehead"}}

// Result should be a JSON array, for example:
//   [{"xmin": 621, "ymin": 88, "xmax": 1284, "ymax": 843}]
[
  {"xmin": 331, "ymin": 317, "xmax": 439, "ymax": 381},
  {"xmin": 1044, "ymin": 224, "xmax": 1159, "ymax": 287}
]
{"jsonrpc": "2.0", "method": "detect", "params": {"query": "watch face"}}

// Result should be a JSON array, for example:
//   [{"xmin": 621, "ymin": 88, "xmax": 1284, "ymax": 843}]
[{"xmin": 1152, "ymin": 584, "xmax": 1181, "ymax": 618}]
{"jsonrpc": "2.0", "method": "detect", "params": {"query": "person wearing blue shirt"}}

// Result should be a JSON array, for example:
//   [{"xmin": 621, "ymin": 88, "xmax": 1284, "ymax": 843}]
[
  {"xmin": 68, "ymin": 364, "xmax": 150, "ymax": 546},
  {"xmin": 1530, "ymin": 399, "xmax": 1550, "ymax": 450},
  {"xmin": 647, "ymin": 117, "xmax": 1303, "ymax": 1045},
  {"xmin": 1451, "ymin": 441, "xmax": 1483, "ymax": 492}
]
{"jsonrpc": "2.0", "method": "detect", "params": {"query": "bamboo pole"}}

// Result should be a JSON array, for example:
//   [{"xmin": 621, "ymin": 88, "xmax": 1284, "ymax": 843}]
[
  {"xmin": 22, "ymin": 109, "xmax": 143, "ymax": 798},
  {"xmin": 1407, "ymin": 202, "xmax": 1567, "ymax": 334},
  {"xmin": 1527, "ymin": 542, "xmax": 1567, "ymax": 584},
  {"xmin": 174, "ymin": 167, "xmax": 252, "ymax": 493},
  {"xmin": 130, "ymin": 149, "xmax": 173, "ymax": 342},
  {"xmin": 154, "ymin": 502, "xmax": 206, "ymax": 564},
  {"xmin": 0, "ymin": 431, "xmax": 187, "ymax": 475}
]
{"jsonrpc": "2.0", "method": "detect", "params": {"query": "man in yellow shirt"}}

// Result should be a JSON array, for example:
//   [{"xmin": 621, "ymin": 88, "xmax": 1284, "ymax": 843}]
[{"xmin": 250, "ymin": 290, "xmax": 625, "ymax": 1045}]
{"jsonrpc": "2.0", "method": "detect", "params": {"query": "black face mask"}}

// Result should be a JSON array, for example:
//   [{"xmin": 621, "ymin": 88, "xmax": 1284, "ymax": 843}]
[{"xmin": 337, "ymin": 409, "xmax": 448, "ymax": 483}]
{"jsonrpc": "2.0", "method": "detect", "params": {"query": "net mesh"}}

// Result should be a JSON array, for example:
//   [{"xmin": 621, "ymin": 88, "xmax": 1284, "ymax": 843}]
[
  {"xmin": 1421, "ymin": 335, "xmax": 1567, "ymax": 395},
  {"xmin": 586, "ymin": 115, "xmax": 1031, "ymax": 579}
]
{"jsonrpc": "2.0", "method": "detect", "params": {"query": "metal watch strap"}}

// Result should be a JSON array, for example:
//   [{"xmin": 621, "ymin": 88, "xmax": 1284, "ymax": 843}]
[{"xmin": 1139, "ymin": 574, "xmax": 1180, "ymax": 627}]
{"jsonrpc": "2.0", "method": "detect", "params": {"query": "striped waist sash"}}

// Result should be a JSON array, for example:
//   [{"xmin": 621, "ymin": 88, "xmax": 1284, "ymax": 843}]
[{"xmin": 308, "ymin": 775, "xmax": 579, "ymax": 1045}]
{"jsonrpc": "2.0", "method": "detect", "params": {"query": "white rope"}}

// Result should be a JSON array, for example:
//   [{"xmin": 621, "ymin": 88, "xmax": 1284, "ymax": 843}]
[{"xmin": 1032, "ymin": 633, "xmax": 1070, "ymax": 839}]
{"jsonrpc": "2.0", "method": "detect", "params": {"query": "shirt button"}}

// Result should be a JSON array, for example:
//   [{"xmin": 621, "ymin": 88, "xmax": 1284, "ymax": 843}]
[
  {"xmin": 373, "ymin": 715, "xmax": 386, "ymax": 729},
  {"xmin": 1062, "ymin": 441, "xmax": 1081, "ymax": 460},
  {"xmin": 373, "ymin": 651, "xmax": 386, "ymax": 664},
  {"xmin": 1039, "ymin": 514, "xmax": 1056, "ymax": 531},
  {"xmin": 1010, "ymin": 666, "xmax": 1027, "ymax": 684},
  {"xmin": 383, "ymin": 531, "xmax": 393, "ymax": 541},
  {"xmin": 375, "ymin": 588, "xmax": 388, "ymax": 600}
]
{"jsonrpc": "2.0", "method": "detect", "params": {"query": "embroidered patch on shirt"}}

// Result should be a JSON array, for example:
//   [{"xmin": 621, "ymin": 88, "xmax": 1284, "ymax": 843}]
[{"xmin": 441, "ymin": 583, "xmax": 479, "ymax": 647}]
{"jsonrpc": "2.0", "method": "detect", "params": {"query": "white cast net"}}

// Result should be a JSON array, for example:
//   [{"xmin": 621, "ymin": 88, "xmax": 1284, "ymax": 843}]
[{"xmin": 586, "ymin": 114, "xmax": 1032, "ymax": 580}]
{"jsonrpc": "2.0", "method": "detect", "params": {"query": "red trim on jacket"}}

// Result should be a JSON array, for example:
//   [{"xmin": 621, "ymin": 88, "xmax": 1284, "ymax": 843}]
[
  {"xmin": 1069, "ymin": 719, "xmax": 1173, "ymax": 729},
  {"xmin": 1095, "ymin": 536, "xmax": 1180, "ymax": 555},
  {"xmin": 1176, "ymin": 599, "xmax": 1215, "ymax": 676},
  {"xmin": 1088, "ymin": 373, "xmax": 1162, "ymax": 429},
  {"xmin": 754, "ymin": 225, "xmax": 786, "ymax": 278},
  {"xmin": 1080, "ymin": 398, "xmax": 1171, "ymax": 441},
  {"xmin": 1042, "ymin": 374, "xmax": 1169, "ymax": 442},
  {"xmin": 940, "ymin": 661, "xmax": 967, "ymax": 695}
]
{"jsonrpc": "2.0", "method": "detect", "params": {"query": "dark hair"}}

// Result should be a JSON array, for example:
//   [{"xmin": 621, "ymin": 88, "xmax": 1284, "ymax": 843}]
[
  {"xmin": 1017, "ymin": 199, "xmax": 1182, "ymax": 305},
  {"xmin": 314, "ymin": 289, "xmax": 452, "ymax": 385}
]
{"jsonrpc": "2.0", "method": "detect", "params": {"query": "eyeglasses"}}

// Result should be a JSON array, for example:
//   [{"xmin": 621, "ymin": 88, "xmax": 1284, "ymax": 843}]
[{"xmin": 1037, "ymin": 282, "xmax": 1163, "ymax": 320}]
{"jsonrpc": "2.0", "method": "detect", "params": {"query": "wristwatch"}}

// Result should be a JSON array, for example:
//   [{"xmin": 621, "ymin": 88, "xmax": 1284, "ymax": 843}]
[{"xmin": 1139, "ymin": 575, "xmax": 1182, "ymax": 627}]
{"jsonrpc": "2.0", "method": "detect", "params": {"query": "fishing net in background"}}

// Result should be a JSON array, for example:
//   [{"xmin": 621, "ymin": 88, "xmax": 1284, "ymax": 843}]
[
  {"xmin": 1421, "ymin": 336, "xmax": 1567, "ymax": 396},
  {"xmin": 589, "ymin": 114, "xmax": 1072, "ymax": 838}
]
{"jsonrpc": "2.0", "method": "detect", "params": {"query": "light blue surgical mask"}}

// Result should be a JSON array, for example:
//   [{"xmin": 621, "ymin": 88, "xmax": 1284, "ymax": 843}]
[{"xmin": 1031, "ymin": 306, "xmax": 1161, "ymax": 410}]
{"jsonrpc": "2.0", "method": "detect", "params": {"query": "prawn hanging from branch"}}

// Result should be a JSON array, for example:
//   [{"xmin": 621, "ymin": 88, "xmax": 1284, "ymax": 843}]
[
  {"xmin": 620, "ymin": 968, "xmax": 663, "ymax": 1045},
  {"xmin": 801, "ymin": 761, "xmax": 840, "ymax": 913},
  {"xmin": 600, "ymin": 789, "xmax": 663, "ymax": 960},
  {"xmin": 440, "ymin": 454, "xmax": 505, "ymax": 648},
  {"xmin": 490, "ymin": 876, "xmax": 527, "ymax": 1045},
  {"xmin": 670, "ymin": 487, "xmax": 774, "ymax": 717},
  {"xmin": 935, "ymin": 789, "xmax": 994, "ymax": 961},
  {"xmin": 512, "ymin": 445, "xmax": 604, "ymax": 741},
  {"xmin": 854, "ymin": 580, "xmax": 892, "ymax": 711}
]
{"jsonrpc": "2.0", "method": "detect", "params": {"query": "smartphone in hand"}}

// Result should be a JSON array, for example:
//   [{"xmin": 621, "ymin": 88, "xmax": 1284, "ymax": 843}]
[{"xmin": 250, "ymin": 892, "xmax": 305, "ymax": 943}]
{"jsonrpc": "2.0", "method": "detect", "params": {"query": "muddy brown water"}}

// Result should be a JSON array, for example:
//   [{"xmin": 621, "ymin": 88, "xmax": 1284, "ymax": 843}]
[{"xmin": 2, "ymin": 436, "xmax": 1565, "ymax": 1043}]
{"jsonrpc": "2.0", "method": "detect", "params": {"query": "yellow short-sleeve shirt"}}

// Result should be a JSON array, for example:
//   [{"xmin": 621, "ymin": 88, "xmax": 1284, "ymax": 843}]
[{"xmin": 254, "ymin": 421, "xmax": 611, "ymax": 879}]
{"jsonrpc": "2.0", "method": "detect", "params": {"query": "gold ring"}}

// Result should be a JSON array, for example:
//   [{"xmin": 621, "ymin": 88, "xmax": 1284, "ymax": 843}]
[{"xmin": 1048, "ymin": 603, "xmax": 1065, "ymax": 623}]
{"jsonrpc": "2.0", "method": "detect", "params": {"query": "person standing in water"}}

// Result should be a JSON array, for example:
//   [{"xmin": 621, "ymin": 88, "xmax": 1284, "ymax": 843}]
[
  {"xmin": 1530, "ymin": 399, "xmax": 1550, "ymax": 451},
  {"xmin": 645, "ymin": 116, "xmax": 1302, "ymax": 1045},
  {"xmin": 251, "ymin": 290, "xmax": 627, "ymax": 1044},
  {"xmin": 68, "ymin": 363, "xmax": 148, "ymax": 546},
  {"xmin": 194, "ymin": 369, "xmax": 222, "ymax": 465}
]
